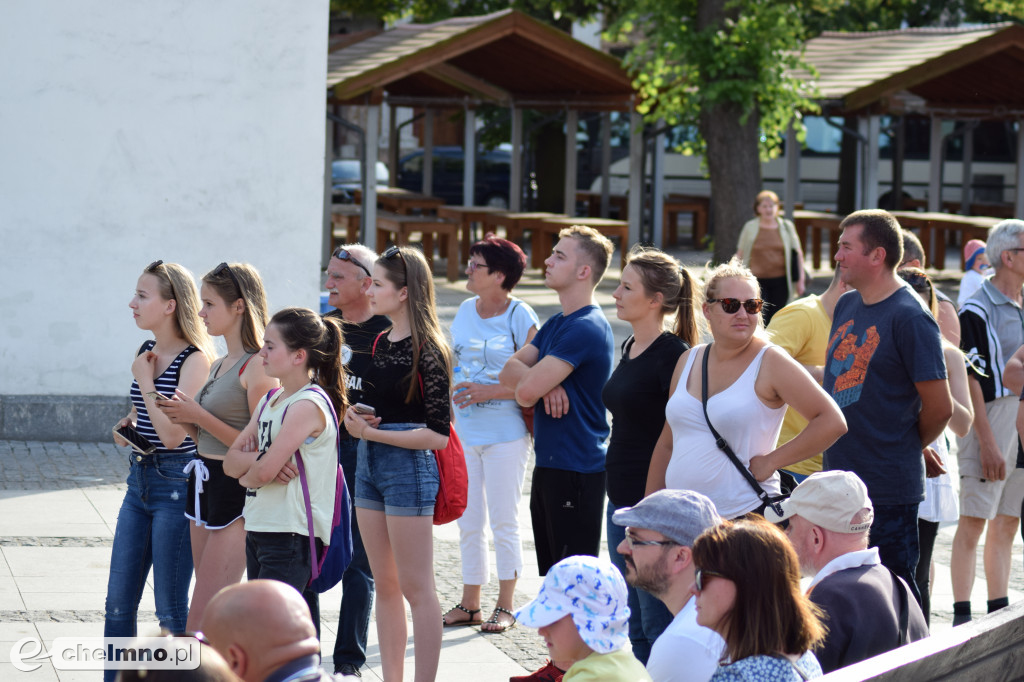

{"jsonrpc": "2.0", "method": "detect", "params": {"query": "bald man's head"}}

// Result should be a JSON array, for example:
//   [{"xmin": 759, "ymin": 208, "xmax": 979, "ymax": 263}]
[{"xmin": 200, "ymin": 581, "xmax": 319, "ymax": 682}]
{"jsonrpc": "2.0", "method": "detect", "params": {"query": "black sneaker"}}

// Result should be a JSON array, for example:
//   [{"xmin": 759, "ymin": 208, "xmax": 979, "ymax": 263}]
[{"xmin": 335, "ymin": 662, "xmax": 362, "ymax": 679}]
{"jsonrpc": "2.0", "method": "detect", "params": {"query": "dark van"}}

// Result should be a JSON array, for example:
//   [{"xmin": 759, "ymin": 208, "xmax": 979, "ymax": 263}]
[{"xmin": 397, "ymin": 146, "xmax": 511, "ymax": 208}]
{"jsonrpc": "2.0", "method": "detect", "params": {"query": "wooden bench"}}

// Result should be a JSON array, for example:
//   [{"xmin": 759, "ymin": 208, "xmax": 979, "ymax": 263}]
[
  {"xmin": 663, "ymin": 195, "xmax": 710, "ymax": 248},
  {"xmin": 375, "ymin": 211, "xmax": 460, "ymax": 282},
  {"xmin": 537, "ymin": 216, "xmax": 630, "ymax": 270},
  {"xmin": 436, "ymin": 205, "xmax": 509, "ymax": 263},
  {"xmin": 575, "ymin": 190, "xmax": 629, "ymax": 219},
  {"xmin": 480, "ymin": 212, "xmax": 568, "ymax": 267},
  {"xmin": 792, "ymin": 210, "xmax": 845, "ymax": 270},
  {"xmin": 330, "ymin": 205, "xmax": 361, "ymax": 250},
  {"xmin": 892, "ymin": 211, "xmax": 1002, "ymax": 270}
]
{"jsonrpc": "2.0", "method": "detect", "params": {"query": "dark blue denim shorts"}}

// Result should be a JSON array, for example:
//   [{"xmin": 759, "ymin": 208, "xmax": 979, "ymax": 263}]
[{"xmin": 354, "ymin": 423, "xmax": 439, "ymax": 517}]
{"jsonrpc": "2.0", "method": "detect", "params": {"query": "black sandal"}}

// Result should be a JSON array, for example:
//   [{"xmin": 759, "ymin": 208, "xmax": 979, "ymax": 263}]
[
  {"xmin": 481, "ymin": 606, "xmax": 517, "ymax": 633},
  {"xmin": 442, "ymin": 603, "xmax": 482, "ymax": 626}
]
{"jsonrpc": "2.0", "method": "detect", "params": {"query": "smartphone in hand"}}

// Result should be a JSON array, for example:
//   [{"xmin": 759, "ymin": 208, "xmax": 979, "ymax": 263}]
[
  {"xmin": 146, "ymin": 391, "xmax": 171, "ymax": 402},
  {"xmin": 353, "ymin": 403, "xmax": 377, "ymax": 416},
  {"xmin": 113, "ymin": 424, "xmax": 157, "ymax": 455}
]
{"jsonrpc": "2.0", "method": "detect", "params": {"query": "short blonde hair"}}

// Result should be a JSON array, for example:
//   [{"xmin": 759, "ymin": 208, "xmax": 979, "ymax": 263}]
[{"xmin": 559, "ymin": 225, "xmax": 614, "ymax": 285}]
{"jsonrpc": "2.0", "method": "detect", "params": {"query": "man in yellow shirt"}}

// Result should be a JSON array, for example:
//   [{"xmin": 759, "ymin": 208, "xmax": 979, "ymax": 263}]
[{"xmin": 767, "ymin": 269, "xmax": 848, "ymax": 480}]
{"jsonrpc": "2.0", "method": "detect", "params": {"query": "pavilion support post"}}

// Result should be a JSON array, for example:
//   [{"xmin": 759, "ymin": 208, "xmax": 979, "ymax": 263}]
[
  {"xmin": 510, "ymin": 106, "xmax": 523, "ymax": 212},
  {"xmin": 652, "ymin": 121, "xmax": 666, "ymax": 246},
  {"xmin": 929, "ymin": 116, "xmax": 943, "ymax": 212},
  {"xmin": 854, "ymin": 117, "xmax": 866, "ymax": 210},
  {"xmin": 422, "ymin": 109, "xmax": 434, "ymax": 197},
  {"xmin": 892, "ymin": 115, "xmax": 905, "ymax": 210},
  {"xmin": 961, "ymin": 123, "xmax": 974, "ymax": 215},
  {"xmin": 463, "ymin": 106, "xmax": 476, "ymax": 206},
  {"xmin": 784, "ymin": 123, "xmax": 801, "ymax": 219},
  {"xmin": 600, "ymin": 111, "xmax": 612, "ymax": 218},
  {"xmin": 388, "ymin": 102, "xmax": 399, "ymax": 187},
  {"xmin": 322, "ymin": 115, "xmax": 333, "ymax": 269},
  {"xmin": 627, "ymin": 109, "xmax": 644, "ymax": 249},
  {"xmin": 863, "ymin": 115, "xmax": 880, "ymax": 210},
  {"xmin": 564, "ymin": 109, "xmax": 579, "ymax": 216},
  {"xmin": 1015, "ymin": 119, "xmax": 1024, "ymax": 217},
  {"xmin": 363, "ymin": 103, "xmax": 380, "ymax": 251}
]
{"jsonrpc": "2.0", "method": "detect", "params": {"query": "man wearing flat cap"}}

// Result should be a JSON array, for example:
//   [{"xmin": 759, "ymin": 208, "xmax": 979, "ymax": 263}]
[
  {"xmin": 612, "ymin": 489, "xmax": 725, "ymax": 682},
  {"xmin": 767, "ymin": 471, "xmax": 928, "ymax": 673}
]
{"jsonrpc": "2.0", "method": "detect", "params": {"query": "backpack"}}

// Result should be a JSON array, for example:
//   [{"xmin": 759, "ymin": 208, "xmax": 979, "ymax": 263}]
[
  {"xmin": 371, "ymin": 332, "xmax": 468, "ymax": 525},
  {"xmin": 257, "ymin": 386, "xmax": 353, "ymax": 592}
]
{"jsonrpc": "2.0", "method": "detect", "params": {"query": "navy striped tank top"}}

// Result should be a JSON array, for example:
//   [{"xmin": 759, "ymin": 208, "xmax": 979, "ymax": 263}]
[{"xmin": 129, "ymin": 340, "xmax": 200, "ymax": 456}]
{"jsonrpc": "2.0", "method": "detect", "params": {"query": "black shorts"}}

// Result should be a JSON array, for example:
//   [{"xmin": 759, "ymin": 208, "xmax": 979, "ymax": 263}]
[{"xmin": 185, "ymin": 455, "xmax": 246, "ymax": 529}]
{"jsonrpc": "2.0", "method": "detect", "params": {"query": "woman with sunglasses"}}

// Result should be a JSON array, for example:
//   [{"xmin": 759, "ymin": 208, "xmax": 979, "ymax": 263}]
[
  {"xmin": 343, "ymin": 245, "xmax": 452, "ymax": 682},
  {"xmin": 105, "ymin": 261, "xmax": 213, "ymax": 681},
  {"xmin": 442, "ymin": 235, "xmax": 539, "ymax": 633},
  {"xmin": 154, "ymin": 262, "xmax": 278, "ymax": 631},
  {"xmin": 647, "ymin": 259, "xmax": 846, "ymax": 519},
  {"xmin": 691, "ymin": 518, "xmax": 826, "ymax": 680},
  {"xmin": 601, "ymin": 246, "xmax": 699, "ymax": 663}
]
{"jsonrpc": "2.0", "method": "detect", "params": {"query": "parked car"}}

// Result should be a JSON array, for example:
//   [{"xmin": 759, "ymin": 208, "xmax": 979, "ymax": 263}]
[
  {"xmin": 397, "ymin": 146, "xmax": 511, "ymax": 208},
  {"xmin": 332, "ymin": 159, "xmax": 389, "ymax": 203}
]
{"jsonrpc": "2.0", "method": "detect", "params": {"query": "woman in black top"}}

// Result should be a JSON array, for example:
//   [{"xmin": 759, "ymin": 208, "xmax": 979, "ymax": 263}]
[
  {"xmin": 343, "ymin": 246, "xmax": 452, "ymax": 682},
  {"xmin": 602, "ymin": 246, "xmax": 699, "ymax": 664}
]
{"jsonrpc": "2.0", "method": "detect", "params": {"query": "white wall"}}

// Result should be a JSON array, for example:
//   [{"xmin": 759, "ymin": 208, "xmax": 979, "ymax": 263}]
[{"xmin": 0, "ymin": 0, "xmax": 329, "ymax": 396}]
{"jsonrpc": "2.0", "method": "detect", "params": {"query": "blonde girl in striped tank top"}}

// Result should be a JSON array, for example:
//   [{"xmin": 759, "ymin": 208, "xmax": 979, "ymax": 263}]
[
  {"xmin": 155, "ymin": 262, "xmax": 278, "ymax": 631},
  {"xmin": 105, "ymin": 261, "xmax": 212, "ymax": 681}
]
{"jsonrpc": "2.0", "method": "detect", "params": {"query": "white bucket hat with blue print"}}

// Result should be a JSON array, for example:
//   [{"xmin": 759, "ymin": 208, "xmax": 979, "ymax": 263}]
[{"xmin": 514, "ymin": 555, "xmax": 630, "ymax": 654}]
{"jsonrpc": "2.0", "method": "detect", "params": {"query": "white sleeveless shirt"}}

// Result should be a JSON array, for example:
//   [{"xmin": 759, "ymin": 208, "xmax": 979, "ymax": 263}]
[{"xmin": 665, "ymin": 344, "xmax": 784, "ymax": 518}]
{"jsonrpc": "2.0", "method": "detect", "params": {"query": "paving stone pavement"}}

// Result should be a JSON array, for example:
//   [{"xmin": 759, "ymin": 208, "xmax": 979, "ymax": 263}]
[{"xmin": 2, "ymin": 238, "xmax": 1021, "ymax": 680}]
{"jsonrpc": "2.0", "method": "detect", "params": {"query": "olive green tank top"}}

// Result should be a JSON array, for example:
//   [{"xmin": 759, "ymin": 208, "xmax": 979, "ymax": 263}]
[{"xmin": 195, "ymin": 353, "xmax": 255, "ymax": 457}]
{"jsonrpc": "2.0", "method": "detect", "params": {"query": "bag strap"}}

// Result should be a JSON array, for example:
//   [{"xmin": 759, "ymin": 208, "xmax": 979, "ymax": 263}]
[
  {"xmin": 700, "ymin": 345, "xmax": 784, "ymax": 518},
  {"xmin": 509, "ymin": 300, "xmax": 522, "ymax": 350}
]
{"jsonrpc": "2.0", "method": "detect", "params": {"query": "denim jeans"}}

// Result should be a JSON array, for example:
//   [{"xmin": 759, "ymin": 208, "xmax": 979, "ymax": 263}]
[
  {"xmin": 333, "ymin": 437, "xmax": 374, "ymax": 669},
  {"xmin": 104, "ymin": 453, "xmax": 193, "ymax": 682},
  {"xmin": 870, "ymin": 502, "xmax": 922, "ymax": 606},
  {"xmin": 606, "ymin": 500, "xmax": 673, "ymax": 665},
  {"xmin": 355, "ymin": 423, "xmax": 438, "ymax": 516}
]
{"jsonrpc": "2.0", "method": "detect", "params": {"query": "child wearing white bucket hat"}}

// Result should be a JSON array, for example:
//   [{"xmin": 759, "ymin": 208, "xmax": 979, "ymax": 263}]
[{"xmin": 514, "ymin": 555, "xmax": 652, "ymax": 681}]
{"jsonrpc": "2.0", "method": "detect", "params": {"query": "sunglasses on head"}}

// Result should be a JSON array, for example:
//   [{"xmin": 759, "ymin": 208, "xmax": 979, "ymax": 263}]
[
  {"xmin": 332, "ymin": 247, "xmax": 372, "ymax": 278},
  {"xmin": 382, "ymin": 245, "xmax": 407, "ymax": 272},
  {"xmin": 707, "ymin": 297, "xmax": 764, "ymax": 315},
  {"xmin": 146, "ymin": 260, "xmax": 177, "ymax": 299},
  {"xmin": 694, "ymin": 568, "xmax": 727, "ymax": 592},
  {"xmin": 212, "ymin": 262, "xmax": 243, "ymax": 299}
]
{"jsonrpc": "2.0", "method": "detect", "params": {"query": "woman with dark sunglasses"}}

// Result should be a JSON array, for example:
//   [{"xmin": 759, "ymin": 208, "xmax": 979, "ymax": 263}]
[
  {"xmin": 646, "ymin": 259, "xmax": 846, "ymax": 519},
  {"xmin": 105, "ymin": 261, "xmax": 213, "ymax": 682},
  {"xmin": 343, "ymin": 245, "xmax": 452, "ymax": 682},
  {"xmin": 153, "ymin": 262, "xmax": 278, "ymax": 631},
  {"xmin": 691, "ymin": 518, "xmax": 826, "ymax": 680}
]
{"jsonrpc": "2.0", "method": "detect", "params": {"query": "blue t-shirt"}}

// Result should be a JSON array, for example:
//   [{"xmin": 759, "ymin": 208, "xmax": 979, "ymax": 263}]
[
  {"xmin": 822, "ymin": 285, "xmax": 947, "ymax": 505},
  {"xmin": 530, "ymin": 304, "xmax": 614, "ymax": 473}
]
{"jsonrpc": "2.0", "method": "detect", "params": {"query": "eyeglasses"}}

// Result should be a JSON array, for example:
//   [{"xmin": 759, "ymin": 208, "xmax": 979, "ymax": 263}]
[
  {"xmin": 212, "ymin": 262, "xmax": 243, "ymax": 299},
  {"xmin": 467, "ymin": 260, "xmax": 489, "ymax": 273},
  {"xmin": 331, "ymin": 247, "xmax": 372, "ymax": 278},
  {"xmin": 146, "ymin": 260, "xmax": 176, "ymax": 300},
  {"xmin": 707, "ymin": 297, "xmax": 764, "ymax": 315},
  {"xmin": 694, "ymin": 568, "xmax": 727, "ymax": 592},
  {"xmin": 624, "ymin": 530, "xmax": 677, "ymax": 550}
]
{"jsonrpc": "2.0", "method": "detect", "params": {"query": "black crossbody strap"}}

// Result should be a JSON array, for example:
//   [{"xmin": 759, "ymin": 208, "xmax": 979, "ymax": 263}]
[
  {"xmin": 890, "ymin": 569, "xmax": 910, "ymax": 645},
  {"xmin": 701, "ymin": 344, "xmax": 784, "ymax": 517}
]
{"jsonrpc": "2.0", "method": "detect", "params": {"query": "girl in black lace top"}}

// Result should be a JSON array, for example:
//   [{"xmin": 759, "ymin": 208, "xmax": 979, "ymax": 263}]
[{"xmin": 343, "ymin": 245, "xmax": 452, "ymax": 682}]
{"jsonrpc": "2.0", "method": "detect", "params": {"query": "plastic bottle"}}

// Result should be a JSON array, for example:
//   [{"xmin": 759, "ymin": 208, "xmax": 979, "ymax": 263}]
[{"xmin": 453, "ymin": 366, "xmax": 473, "ymax": 418}]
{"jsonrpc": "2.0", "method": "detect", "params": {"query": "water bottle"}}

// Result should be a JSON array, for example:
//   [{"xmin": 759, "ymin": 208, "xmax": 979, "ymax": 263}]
[{"xmin": 453, "ymin": 366, "xmax": 473, "ymax": 419}]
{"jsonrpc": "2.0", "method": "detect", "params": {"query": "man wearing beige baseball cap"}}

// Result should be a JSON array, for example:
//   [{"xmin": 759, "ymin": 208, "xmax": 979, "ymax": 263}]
[{"xmin": 766, "ymin": 470, "xmax": 928, "ymax": 674}]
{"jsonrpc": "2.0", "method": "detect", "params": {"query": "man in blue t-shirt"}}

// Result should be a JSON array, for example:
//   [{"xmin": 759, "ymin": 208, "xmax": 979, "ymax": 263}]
[
  {"xmin": 501, "ymin": 225, "xmax": 614, "ymax": 585},
  {"xmin": 822, "ymin": 210, "xmax": 952, "ymax": 605}
]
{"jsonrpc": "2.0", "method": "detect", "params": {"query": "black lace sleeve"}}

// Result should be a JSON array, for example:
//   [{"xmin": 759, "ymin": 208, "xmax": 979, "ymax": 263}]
[{"xmin": 419, "ymin": 345, "xmax": 451, "ymax": 436}]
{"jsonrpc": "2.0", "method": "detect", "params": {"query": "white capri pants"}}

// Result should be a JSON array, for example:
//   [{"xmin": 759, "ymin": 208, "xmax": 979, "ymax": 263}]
[{"xmin": 457, "ymin": 435, "xmax": 531, "ymax": 585}]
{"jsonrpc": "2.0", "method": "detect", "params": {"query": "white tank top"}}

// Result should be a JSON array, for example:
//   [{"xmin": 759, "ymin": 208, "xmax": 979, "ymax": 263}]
[{"xmin": 665, "ymin": 344, "xmax": 784, "ymax": 518}]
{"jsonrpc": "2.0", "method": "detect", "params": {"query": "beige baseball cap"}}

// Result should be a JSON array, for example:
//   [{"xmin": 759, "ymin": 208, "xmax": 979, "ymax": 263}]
[{"xmin": 765, "ymin": 470, "xmax": 874, "ymax": 533}]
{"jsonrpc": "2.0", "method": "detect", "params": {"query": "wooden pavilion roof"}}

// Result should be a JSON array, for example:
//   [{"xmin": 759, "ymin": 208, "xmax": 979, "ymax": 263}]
[
  {"xmin": 803, "ymin": 23, "xmax": 1024, "ymax": 117},
  {"xmin": 325, "ymin": 10, "xmax": 635, "ymax": 110}
]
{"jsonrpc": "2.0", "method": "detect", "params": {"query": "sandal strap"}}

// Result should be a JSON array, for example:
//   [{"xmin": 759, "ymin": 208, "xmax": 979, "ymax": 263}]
[
  {"xmin": 447, "ymin": 603, "xmax": 480, "ymax": 616},
  {"xmin": 486, "ymin": 606, "xmax": 517, "ymax": 623}
]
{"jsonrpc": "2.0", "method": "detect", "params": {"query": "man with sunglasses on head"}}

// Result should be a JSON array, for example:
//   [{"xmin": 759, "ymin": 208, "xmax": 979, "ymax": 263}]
[
  {"xmin": 822, "ymin": 209, "xmax": 952, "ymax": 607},
  {"xmin": 323, "ymin": 244, "xmax": 389, "ymax": 679},
  {"xmin": 612, "ymin": 490, "xmax": 724, "ymax": 682}
]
